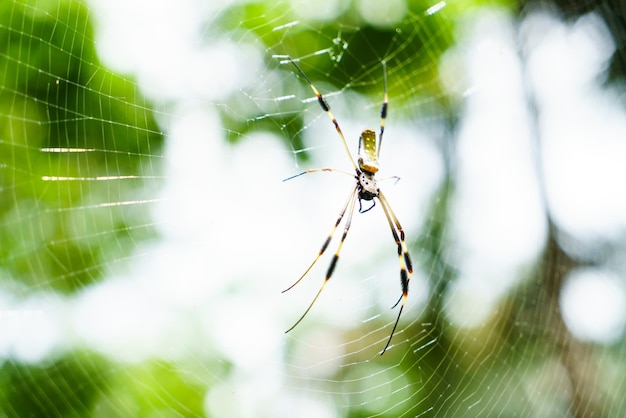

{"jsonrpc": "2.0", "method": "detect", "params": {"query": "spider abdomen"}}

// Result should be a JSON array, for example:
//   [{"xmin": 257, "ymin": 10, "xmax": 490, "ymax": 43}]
[{"xmin": 357, "ymin": 129, "xmax": 380, "ymax": 174}]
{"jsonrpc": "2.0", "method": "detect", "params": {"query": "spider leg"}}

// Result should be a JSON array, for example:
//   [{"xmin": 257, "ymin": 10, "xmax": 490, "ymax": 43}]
[
  {"xmin": 284, "ymin": 186, "xmax": 358, "ymax": 333},
  {"xmin": 287, "ymin": 57, "xmax": 358, "ymax": 172},
  {"xmin": 390, "ymin": 294, "xmax": 402, "ymax": 309},
  {"xmin": 377, "ymin": 175, "xmax": 400, "ymax": 185},
  {"xmin": 283, "ymin": 167, "xmax": 355, "ymax": 182},
  {"xmin": 377, "ymin": 60, "xmax": 388, "ymax": 159},
  {"xmin": 283, "ymin": 186, "xmax": 358, "ymax": 293},
  {"xmin": 377, "ymin": 190, "xmax": 413, "ymax": 355}
]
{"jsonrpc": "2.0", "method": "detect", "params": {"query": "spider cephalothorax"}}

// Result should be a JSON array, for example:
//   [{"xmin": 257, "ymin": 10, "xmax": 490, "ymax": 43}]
[{"xmin": 357, "ymin": 169, "xmax": 379, "ymax": 202}]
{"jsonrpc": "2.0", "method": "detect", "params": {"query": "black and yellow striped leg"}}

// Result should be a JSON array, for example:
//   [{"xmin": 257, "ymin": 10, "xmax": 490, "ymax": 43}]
[
  {"xmin": 378, "ymin": 60, "xmax": 388, "ymax": 159},
  {"xmin": 287, "ymin": 57, "xmax": 358, "ymax": 172},
  {"xmin": 377, "ymin": 191, "xmax": 413, "ymax": 355},
  {"xmin": 284, "ymin": 187, "xmax": 359, "ymax": 333}
]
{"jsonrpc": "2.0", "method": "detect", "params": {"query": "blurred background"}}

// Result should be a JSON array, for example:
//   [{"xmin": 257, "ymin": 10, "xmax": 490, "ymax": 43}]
[{"xmin": 1, "ymin": 0, "xmax": 625, "ymax": 416}]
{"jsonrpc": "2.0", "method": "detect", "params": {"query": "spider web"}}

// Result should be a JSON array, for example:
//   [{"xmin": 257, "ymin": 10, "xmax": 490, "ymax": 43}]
[{"xmin": 1, "ymin": 0, "xmax": 626, "ymax": 417}]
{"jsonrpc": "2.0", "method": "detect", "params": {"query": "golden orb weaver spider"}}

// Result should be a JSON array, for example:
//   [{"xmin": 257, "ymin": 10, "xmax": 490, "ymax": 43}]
[{"xmin": 282, "ymin": 56, "xmax": 413, "ymax": 355}]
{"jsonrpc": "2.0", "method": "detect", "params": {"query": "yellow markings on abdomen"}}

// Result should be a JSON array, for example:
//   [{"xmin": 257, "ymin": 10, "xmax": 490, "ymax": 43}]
[{"xmin": 358, "ymin": 129, "xmax": 379, "ymax": 173}]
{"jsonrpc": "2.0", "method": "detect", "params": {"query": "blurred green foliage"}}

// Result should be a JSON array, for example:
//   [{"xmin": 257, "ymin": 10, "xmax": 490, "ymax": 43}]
[
  {"xmin": 220, "ymin": 0, "xmax": 461, "ymax": 151},
  {"xmin": 0, "ymin": 352, "xmax": 109, "ymax": 417},
  {"xmin": 0, "ymin": 0, "xmax": 162, "ymax": 292},
  {"xmin": 93, "ymin": 360, "xmax": 209, "ymax": 417},
  {"xmin": 0, "ymin": 353, "xmax": 212, "ymax": 417}
]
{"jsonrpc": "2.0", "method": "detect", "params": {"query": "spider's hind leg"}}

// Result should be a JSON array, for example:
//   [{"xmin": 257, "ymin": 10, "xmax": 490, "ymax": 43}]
[
  {"xmin": 377, "ymin": 190, "xmax": 413, "ymax": 355},
  {"xmin": 284, "ymin": 186, "xmax": 359, "ymax": 333}
]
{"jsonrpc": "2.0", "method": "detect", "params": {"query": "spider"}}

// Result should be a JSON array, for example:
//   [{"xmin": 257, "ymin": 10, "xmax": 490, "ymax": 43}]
[{"xmin": 282, "ymin": 56, "xmax": 413, "ymax": 355}]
